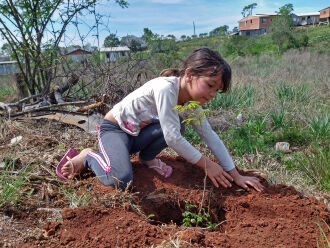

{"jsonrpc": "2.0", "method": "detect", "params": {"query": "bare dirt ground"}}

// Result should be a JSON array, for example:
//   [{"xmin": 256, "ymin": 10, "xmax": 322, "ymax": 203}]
[{"xmin": 0, "ymin": 119, "xmax": 329, "ymax": 248}]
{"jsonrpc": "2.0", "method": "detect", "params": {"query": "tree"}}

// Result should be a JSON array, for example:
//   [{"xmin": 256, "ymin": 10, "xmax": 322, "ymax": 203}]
[
  {"xmin": 271, "ymin": 3, "xmax": 294, "ymax": 53},
  {"xmin": 180, "ymin": 35, "xmax": 187, "ymax": 40},
  {"xmin": 142, "ymin": 28, "xmax": 154, "ymax": 42},
  {"xmin": 166, "ymin": 34, "xmax": 176, "ymax": 40},
  {"xmin": 199, "ymin": 33, "xmax": 208, "ymax": 38},
  {"xmin": 241, "ymin": 3, "xmax": 257, "ymax": 17},
  {"xmin": 120, "ymin": 35, "xmax": 144, "ymax": 52},
  {"xmin": 104, "ymin": 33, "xmax": 120, "ymax": 47},
  {"xmin": 0, "ymin": 0, "xmax": 128, "ymax": 97},
  {"xmin": 209, "ymin": 25, "xmax": 229, "ymax": 36}
]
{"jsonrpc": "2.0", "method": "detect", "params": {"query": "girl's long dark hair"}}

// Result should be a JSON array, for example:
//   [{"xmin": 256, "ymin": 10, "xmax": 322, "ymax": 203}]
[{"xmin": 160, "ymin": 47, "xmax": 231, "ymax": 93}]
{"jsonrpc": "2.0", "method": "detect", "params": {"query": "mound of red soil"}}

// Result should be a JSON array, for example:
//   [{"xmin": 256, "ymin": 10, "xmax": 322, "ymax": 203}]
[{"xmin": 26, "ymin": 155, "xmax": 329, "ymax": 247}]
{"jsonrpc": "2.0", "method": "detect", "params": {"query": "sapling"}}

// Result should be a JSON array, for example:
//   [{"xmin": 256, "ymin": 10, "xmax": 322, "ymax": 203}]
[{"xmin": 174, "ymin": 101, "xmax": 212, "ymax": 225}]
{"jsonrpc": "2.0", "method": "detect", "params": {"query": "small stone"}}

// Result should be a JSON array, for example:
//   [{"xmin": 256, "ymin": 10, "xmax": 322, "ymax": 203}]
[
  {"xmin": 275, "ymin": 142, "xmax": 291, "ymax": 153},
  {"xmin": 10, "ymin": 136, "xmax": 22, "ymax": 145}
]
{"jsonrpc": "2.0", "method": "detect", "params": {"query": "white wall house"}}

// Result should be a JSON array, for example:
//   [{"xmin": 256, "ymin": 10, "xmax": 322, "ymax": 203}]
[
  {"xmin": 296, "ymin": 12, "xmax": 320, "ymax": 26},
  {"xmin": 0, "ymin": 60, "xmax": 18, "ymax": 74},
  {"xmin": 99, "ymin": 46, "xmax": 130, "ymax": 63}
]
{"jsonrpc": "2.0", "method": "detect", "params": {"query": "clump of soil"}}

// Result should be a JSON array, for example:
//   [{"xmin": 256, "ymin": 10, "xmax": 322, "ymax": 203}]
[{"xmin": 22, "ymin": 155, "xmax": 329, "ymax": 247}]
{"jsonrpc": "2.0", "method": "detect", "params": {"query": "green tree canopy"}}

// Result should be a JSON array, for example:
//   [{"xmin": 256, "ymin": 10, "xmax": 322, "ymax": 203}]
[
  {"xmin": 104, "ymin": 33, "xmax": 120, "ymax": 47},
  {"xmin": 241, "ymin": 3, "xmax": 257, "ymax": 17},
  {"xmin": 271, "ymin": 3, "xmax": 294, "ymax": 53},
  {"xmin": 209, "ymin": 25, "xmax": 229, "ymax": 36}
]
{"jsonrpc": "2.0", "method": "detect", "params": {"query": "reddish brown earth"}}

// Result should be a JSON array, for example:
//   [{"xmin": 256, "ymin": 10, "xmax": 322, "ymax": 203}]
[{"xmin": 10, "ymin": 155, "xmax": 328, "ymax": 248}]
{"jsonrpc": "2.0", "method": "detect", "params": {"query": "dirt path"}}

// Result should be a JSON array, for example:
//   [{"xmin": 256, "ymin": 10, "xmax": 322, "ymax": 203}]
[{"xmin": 6, "ymin": 155, "xmax": 327, "ymax": 248}]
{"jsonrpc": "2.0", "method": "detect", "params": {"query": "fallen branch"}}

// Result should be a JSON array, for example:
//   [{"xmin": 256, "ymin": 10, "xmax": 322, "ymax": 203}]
[
  {"xmin": 77, "ymin": 94, "xmax": 106, "ymax": 112},
  {"xmin": 7, "ymin": 94, "xmax": 42, "ymax": 108},
  {"xmin": 10, "ymin": 100, "xmax": 89, "ymax": 117}
]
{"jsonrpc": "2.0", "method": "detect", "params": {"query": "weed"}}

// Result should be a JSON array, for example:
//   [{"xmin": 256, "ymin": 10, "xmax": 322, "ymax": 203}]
[
  {"xmin": 206, "ymin": 85, "xmax": 255, "ymax": 110},
  {"xmin": 59, "ymin": 186, "xmax": 91, "ymax": 208},
  {"xmin": 147, "ymin": 214, "xmax": 155, "ymax": 219},
  {"xmin": 297, "ymin": 145, "xmax": 329, "ymax": 192},
  {"xmin": 307, "ymin": 113, "xmax": 329, "ymax": 137},
  {"xmin": 247, "ymin": 114, "xmax": 269, "ymax": 136},
  {"xmin": 271, "ymin": 107, "xmax": 286, "ymax": 129},
  {"xmin": 275, "ymin": 83, "xmax": 310, "ymax": 103},
  {"xmin": 316, "ymin": 218, "xmax": 330, "ymax": 248},
  {"xmin": 182, "ymin": 201, "xmax": 218, "ymax": 228},
  {"xmin": 0, "ymin": 158, "xmax": 31, "ymax": 207},
  {"xmin": 274, "ymin": 127, "xmax": 312, "ymax": 146}
]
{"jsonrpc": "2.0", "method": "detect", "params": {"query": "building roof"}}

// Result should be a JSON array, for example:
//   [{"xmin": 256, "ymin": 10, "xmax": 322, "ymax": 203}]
[
  {"xmin": 296, "ymin": 12, "xmax": 320, "ymax": 16},
  {"xmin": 239, "ymin": 15, "xmax": 259, "ymax": 22},
  {"xmin": 319, "ymin": 7, "xmax": 330, "ymax": 11},
  {"xmin": 62, "ymin": 49, "xmax": 92, "ymax": 56},
  {"xmin": 255, "ymin": 13, "xmax": 277, "ymax": 17},
  {"xmin": 0, "ymin": 60, "xmax": 17, "ymax": 65},
  {"xmin": 100, "ymin": 46, "xmax": 130, "ymax": 52}
]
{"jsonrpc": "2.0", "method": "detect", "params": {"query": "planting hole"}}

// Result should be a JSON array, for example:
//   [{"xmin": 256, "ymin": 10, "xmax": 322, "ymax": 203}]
[{"xmin": 141, "ymin": 198, "xmax": 222, "ymax": 228}]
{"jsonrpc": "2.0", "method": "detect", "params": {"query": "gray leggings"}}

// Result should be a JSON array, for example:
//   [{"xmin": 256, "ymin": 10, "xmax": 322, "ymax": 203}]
[{"xmin": 84, "ymin": 119, "xmax": 184, "ymax": 189}]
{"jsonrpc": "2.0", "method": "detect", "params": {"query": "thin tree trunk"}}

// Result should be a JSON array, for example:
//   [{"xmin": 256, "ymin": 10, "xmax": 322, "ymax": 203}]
[{"xmin": 15, "ymin": 73, "xmax": 30, "ymax": 99}]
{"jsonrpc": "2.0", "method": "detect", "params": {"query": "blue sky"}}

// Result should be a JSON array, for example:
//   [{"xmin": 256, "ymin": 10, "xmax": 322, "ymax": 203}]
[
  {"xmin": 81, "ymin": 0, "xmax": 328, "ymax": 46},
  {"xmin": 0, "ymin": 0, "xmax": 328, "ymax": 48}
]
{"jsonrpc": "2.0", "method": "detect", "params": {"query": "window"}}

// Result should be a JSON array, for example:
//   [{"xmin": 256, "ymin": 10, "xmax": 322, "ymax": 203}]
[
  {"xmin": 245, "ymin": 21, "xmax": 247, "ymax": 27},
  {"xmin": 250, "ymin": 20, "xmax": 252, "ymax": 23},
  {"xmin": 262, "ymin": 18, "xmax": 267, "ymax": 24},
  {"xmin": 324, "ymin": 11, "xmax": 326, "ymax": 14}
]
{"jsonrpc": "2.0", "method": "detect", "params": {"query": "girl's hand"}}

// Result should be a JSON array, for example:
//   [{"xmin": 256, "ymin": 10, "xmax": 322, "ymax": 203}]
[
  {"xmin": 197, "ymin": 156, "xmax": 233, "ymax": 188},
  {"xmin": 228, "ymin": 168, "xmax": 264, "ymax": 192}
]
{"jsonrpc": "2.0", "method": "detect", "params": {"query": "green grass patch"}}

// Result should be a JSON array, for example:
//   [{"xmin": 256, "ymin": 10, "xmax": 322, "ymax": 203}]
[
  {"xmin": 275, "ymin": 82, "xmax": 311, "ymax": 104},
  {"xmin": 59, "ymin": 186, "xmax": 91, "ymax": 208},
  {"xmin": 222, "ymin": 115, "xmax": 274, "ymax": 156},
  {"xmin": 0, "ymin": 158, "xmax": 32, "ymax": 207},
  {"xmin": 297, "ymin": 145, "xmax": 330, "ymax": 192},
  {"xmin": 184, "ymin": 125, "xmax": 202, "ymax": 144},
  {"xmin": 206, "ymin": 85, "xmax": 255, "ymax": 110},
  {"xmin": 306, "ymin": 113, "xmax": 329, "ymax": 138},
  {"xmin": 0, "ymin": 84, "xmax": 15, "ymax": 101}
]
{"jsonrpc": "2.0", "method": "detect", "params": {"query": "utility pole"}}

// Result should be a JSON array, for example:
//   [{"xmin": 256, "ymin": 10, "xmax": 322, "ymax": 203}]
[{"xmin": 193, "ymin": 21, "xmax": 196, "ymax": 36}]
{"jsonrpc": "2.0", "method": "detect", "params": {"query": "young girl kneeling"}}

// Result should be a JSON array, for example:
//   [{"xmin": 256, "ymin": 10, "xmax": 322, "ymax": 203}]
[{"xmin": 58, "ymin": 47, "xmax": 264, "ymax": 192}]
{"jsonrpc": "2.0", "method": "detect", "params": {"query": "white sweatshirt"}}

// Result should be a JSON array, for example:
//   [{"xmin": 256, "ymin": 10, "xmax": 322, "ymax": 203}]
[{"xmin": 110, "ymin": 76, "xmax": 235, "ymax": 171}]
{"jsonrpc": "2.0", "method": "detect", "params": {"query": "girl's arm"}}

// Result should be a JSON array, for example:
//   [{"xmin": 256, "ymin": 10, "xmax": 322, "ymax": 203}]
[{"xmin": 191, "ymin": 109, "xmax": 264, "ymax": 192}]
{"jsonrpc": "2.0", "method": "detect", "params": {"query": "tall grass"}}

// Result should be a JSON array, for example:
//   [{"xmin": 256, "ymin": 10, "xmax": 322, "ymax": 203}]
[
  {"xmin": 316, "ymin": 218, "xmax": 330, "ymax": 248},
  {"xmin": 307, "ymin": 113, "xmax": 329, "ymax": 137},
  {"xmin": 275, "ymin": 82, "xmax": 311, "ymax": 104},
  {"xmin": 297, "ymin": 146, "xmax": 330, "ymax": 192},
  {"xmin": 206, "ymin": 85, "xmax": 255, "ymax": 110}
]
